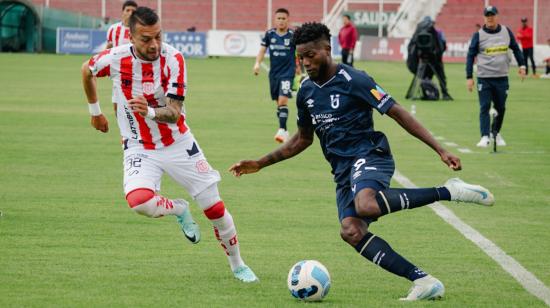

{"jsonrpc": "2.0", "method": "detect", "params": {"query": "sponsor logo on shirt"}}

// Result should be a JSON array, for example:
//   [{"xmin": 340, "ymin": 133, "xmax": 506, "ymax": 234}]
[{"xmin": 484, "ymin": 45, "xmax": 508, "ymax": 55}]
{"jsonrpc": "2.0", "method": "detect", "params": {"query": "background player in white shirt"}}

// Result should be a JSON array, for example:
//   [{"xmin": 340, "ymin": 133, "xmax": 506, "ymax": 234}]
[
  {"xmin": 81, "ymin": 6, "xmax": 258, "ymax": 282},
  {"xmin": 106, "ymin": 1, "xmax": 137, "ymax": 49},
  {"xmin": 106, "ymin": 1, "xmax": 138, "ymax": 115}
]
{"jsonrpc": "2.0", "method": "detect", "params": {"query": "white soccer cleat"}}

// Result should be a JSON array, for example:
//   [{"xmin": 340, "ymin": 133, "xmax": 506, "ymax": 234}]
[
  {"xmin": 176, "ymin": 200, "xmax": 201, "ymax": 244},
  {"xmin": 495, "ymin": 133, "xmax": 506, "ymax": 146},
  {"xmin": 400, "ymin": 275, "xmax": 445, "ymax": 301},
  {"xmin": 476, "ymin": 135, "xmax": 490, "ymax": 147},
  {"xmin": 274, "ymin": 128, "xmax": 289, "ymax": 143},
  {"xmin": 444, "ymin": 178, "xmax": 495, "ymax": 206},
  {"xmin": 233, "ymin": 265, "xmax": 259, "ymax": 283}
]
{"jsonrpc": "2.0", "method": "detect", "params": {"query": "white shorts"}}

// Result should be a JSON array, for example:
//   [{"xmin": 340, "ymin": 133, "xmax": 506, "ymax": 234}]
[{"xmin": 123, "ymin": 132, "xmax": 221, "ymax": 198}]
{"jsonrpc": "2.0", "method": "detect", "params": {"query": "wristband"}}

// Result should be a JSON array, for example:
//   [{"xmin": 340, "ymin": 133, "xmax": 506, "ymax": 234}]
[
  {"xmin": 145, "ymin": 106, "xmax": 156, "ymax": 119},
  {"xmin": 88, "ymin": 101, "xmax": 102, "ymax": 116}
]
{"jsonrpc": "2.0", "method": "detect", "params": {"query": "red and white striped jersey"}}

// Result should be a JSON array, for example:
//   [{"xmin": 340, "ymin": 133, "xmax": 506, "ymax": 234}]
[
  {"xmin": 88, "ymin": 43, "xmax": 189, "ymax": 150},
  {"xmin": 106, "ymin": 22, "xmax": 130, "ymax": 47}
]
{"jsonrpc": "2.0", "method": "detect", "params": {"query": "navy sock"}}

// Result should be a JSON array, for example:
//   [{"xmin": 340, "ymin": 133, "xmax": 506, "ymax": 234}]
[
  {"xmin": 375, "ymin": 187, "xmax": 451, "ymax": 216},
  {"xmin": 355, "ymin": 232, "xmax": 427, "ymax": 281},
  {"xmin": 277, "ymin": 106, "xmax": 288, "ymax": 130}
]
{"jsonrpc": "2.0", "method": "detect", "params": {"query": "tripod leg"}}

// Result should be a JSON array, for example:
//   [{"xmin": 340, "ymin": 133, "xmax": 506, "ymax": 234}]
[{"xmin": 406, "ymin": 62, "xmax": 426, "ymax": 99}]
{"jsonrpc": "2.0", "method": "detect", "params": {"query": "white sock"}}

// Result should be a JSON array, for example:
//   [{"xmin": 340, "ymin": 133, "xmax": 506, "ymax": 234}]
[
  {"xmin": 132, "ymin": 195, "xmax": 186, "ymax": 218},
  {"xmin": 210, "ymin": 210, "xmax": 244, "ymax": 271}
]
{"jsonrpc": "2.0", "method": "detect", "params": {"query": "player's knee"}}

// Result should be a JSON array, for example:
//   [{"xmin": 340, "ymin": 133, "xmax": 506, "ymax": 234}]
[
  {"xmin": 195, "ymin": 184, "xmax": 222, "ymax": 210},
  {"xmin": 354, "ymin": 191, "xmax": 380, "ymax": 218},
  {"xmin": 204, "ymin": 201, "xmax": 226, "ymax": 220},
  {"xmin": 126, "ymin": 188, "xmax": 155, "ymax": 216},
  {"xmin": 340, "ymin": 221, "xmax": 365, "ymax": 246}
]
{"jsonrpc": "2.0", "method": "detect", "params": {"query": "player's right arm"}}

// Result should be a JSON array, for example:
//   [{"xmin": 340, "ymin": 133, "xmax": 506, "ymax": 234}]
[
  {"xmin": 81, "ymin": 50, "xmax": 112, "ymax": 133},
  {"xmin": 466, "ymin": 32, "xmax": 480, "ymax": 92},
  {"xmin": 254, "ymin": 31, "xmax": 270, "ymax": 75},
  {"xmin": 105, "ymin": 25, "xmax": 114, "ymax": 50},
  {"xmin": 254, "ymin": 46, "xmax": 267, "ymax": 75},
  {"xmin": 229, "ymin": 125, "xmax": 314, "ymax": 177}
]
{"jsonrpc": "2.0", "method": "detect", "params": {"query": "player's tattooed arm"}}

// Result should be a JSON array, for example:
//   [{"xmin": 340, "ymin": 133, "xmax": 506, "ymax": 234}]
[
  {"xmin": 259, "ymin": 125, "xmax": 315, "ymax": 168},
  {"xmin": 153, "ymin": 97, "xmax": 183, "ymax": 123},
  {"xmin": 128, "ymin": 96, "xmax": 183, "ymax": 123}
]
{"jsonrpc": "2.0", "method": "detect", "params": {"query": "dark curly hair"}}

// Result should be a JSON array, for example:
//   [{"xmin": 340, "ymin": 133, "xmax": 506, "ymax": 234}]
[
  {"xmin": 292, "ymin": 22, "xmax": 331, "ymax": 46},
  {"xmin": 129, "ymin": 6, "xmax": 159, "ymax": 34}
]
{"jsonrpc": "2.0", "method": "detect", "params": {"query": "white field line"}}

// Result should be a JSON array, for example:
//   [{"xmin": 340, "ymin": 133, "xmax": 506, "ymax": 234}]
[
  {"xmin": 260, "ymin": 62, "xmax": 270, "ymax": 72},
  {"xmin": 393, "ymin": 170, "xmax": 550, "ymax": 306},
  {"xmin": 457, "ymin": 148, "xmax": 473, "ymax": 153}
]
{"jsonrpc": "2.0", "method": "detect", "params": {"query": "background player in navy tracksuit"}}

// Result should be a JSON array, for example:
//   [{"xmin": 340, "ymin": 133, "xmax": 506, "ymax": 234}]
[
  {"xmin": 254, "ymin": 8, "xmax": 300, "ymax": 143},
  {"xmin": 232, "ymin": 22, "xmax": 495, "ymax": 301}
]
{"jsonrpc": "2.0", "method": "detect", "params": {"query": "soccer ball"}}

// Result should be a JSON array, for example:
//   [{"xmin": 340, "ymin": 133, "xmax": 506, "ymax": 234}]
[{"xmin": 287, "ymin": 260, "xmax": 331, "ymax": 301}]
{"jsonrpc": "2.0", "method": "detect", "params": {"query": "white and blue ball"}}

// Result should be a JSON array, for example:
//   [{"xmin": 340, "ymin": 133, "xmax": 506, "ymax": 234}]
[{"xmin": 287, "ymin": 260, "xmax": 331, "ymax": 301}]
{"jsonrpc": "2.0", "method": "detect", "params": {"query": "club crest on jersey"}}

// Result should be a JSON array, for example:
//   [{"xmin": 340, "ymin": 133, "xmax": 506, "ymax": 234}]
[
  {"xmin": 330, "ymin": 94, "xmax": 340, "ymax": 109},
  {"xmin": 196, "ymin": 160, "xmax": 211, "ymax": 173},
  {"xmin": 370, "ymin": 85, "xmax": 387, "ymax": 101},
  {"xmin": 284, "ymin": 39, "xmax": 290, "ymax": 46},
  {"xmin": 143, "ymin": 82, "xmax": 155, "ymax": 95}
]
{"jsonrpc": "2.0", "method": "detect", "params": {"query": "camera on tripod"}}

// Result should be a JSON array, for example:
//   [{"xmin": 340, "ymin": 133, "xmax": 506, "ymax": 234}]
[{"xmin": 405, "ymin": 17, "xmax": 452, "ymax": 101}]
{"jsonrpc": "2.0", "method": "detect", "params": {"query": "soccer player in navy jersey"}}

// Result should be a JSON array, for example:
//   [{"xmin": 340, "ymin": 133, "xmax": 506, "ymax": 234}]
[
  {"xmin": 254, "ymin": 8, "xmax": 300, "ymax": 143},
  {"xmin": 231, "ymin": 22, "xmax": 494, "ymax": 301}
]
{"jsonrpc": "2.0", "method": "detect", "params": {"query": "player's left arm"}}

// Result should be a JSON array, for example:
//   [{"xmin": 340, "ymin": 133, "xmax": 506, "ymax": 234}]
[
  {"xmin": 127, "ymin": 96, "xmax": 183, "ymax": 123},
  {"xmin": 386, "ymin": 103, "xmax": 461, "ymax": 170}
]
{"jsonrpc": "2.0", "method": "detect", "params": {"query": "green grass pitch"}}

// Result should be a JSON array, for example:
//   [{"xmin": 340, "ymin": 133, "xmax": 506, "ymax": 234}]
[{"xmin": 0, "ymin": 53, "xmax": 549, "ymax": 307}]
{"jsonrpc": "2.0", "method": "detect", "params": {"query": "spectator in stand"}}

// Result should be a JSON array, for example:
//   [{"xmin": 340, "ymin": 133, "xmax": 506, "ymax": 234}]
[
  {"xmin": 338, "ymin": 14, "xmax": 358, "ymax": 67},
  {"xmin": 516, "ymin": 17, "xmax": 537, "ymax": 77}
]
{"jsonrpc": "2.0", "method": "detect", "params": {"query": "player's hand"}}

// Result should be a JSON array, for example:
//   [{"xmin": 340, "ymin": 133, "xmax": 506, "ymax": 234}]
[
  {"xmin": 466, "ymin": 78, "xmax": 475, "ymax": 92},
  {"xmin": 440, "ymin": 150, "xmax": 461, "ymax": 171},
  {"xmin": 91, "ymin": 114, "xmax": 109, "ymax": 133},
  {"xmin": 128, "ymin": 96, "xmax": 149, "ymax": 117},
  {"xmin": 519, "ymin": 67, "xmax": 527, "ymax": 80},
  {"xmin": 253, "ymin": 63, "xmax": 260, "ymax": 75},
  {"xmin": 229, "ymin": 160, "xmax": 261, "ymax": 177}
]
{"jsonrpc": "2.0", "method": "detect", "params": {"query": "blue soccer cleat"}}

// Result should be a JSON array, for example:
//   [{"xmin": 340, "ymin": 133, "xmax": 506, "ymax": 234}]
[
  {"xmin": 175, "ymin": 200, "xmax": 201, "ymax": 244},
  {"xmin": 400, "ymin": 275, "xmax": 445, "ymax": 301},
  {"xmin": 233, "ymin": 265, "xmax": 259, "ymax": 283}
]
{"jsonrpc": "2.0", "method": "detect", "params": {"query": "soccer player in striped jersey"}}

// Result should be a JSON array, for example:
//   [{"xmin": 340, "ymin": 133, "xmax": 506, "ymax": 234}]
[
  {"xmin": 231, "ymin": 22, "xmax": 495, "ymax": 299},
  {"xmin": 106, "ymin": 1, "xmax": 137, "ymax": 115},
  {"xmin": 81, "ymin": 6, "xmax": 258, "ymax": 283},
  {"xmin": 106, "ymin": 1, "xmax": 137, "ymax": 49}
]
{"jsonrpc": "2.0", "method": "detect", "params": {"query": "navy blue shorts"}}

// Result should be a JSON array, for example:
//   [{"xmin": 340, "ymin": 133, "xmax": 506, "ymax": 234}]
[
  {"xmin": 269, "ymin": 76, "xmax": 293, "ymax": 100},
  {"xmin": 335, "ymin": 153, "xmax": 395, "ymax": 224}
]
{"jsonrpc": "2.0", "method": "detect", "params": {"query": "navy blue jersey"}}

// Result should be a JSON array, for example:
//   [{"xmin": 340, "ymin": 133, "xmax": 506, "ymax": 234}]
[
  {"xmin": 261, "ymin": 29, "xmax": 296, "ymax": 78},
  {"xmin": 296, "ymin": 64, "xmax": 396, "ymax": 177}
]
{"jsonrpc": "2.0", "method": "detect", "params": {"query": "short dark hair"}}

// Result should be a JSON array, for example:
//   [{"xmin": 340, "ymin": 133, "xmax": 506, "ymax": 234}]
[
  {"xmin": 129, "ymin": 6, "xmax": 159, "ymax": 33},
  {"xmin": 122, "ymin": 1, "xmax": 138, "ymax": 10},
  {"xmin": 292, "ymin": 22, "xmax": 331, "ymax": 46},
  {"xmin": 343, "ymin": 14, "xmax": 351, "ymax": 20},
  {"xmin": 275, "ymin": 8, "xmax": 289, "ymax": 15}
]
